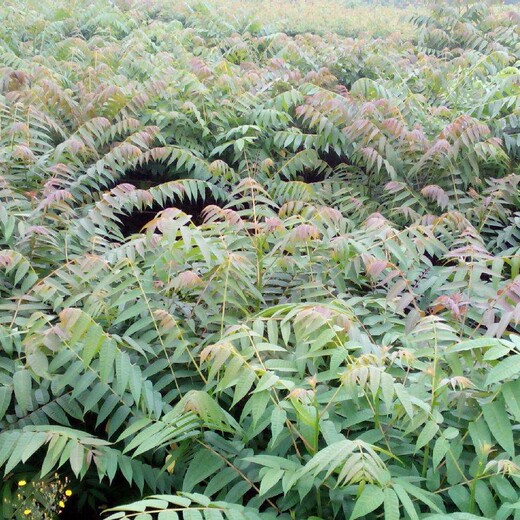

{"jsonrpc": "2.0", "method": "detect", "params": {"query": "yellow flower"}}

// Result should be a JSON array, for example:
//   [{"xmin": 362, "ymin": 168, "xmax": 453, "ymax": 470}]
[
  {"xmin": 23, "ymin": 510, "xmax": 31, "ymax": 516},
  {"xmin": 18, "ymin": 480, "xmax": 27, "ymax": 487},
  {"xmin": 58, "ymin": 501, "xmax": 65, "ymax": 508},
  {"xmin": 65, "ymin": 490, "xmax": 72, "ymax": 497}
]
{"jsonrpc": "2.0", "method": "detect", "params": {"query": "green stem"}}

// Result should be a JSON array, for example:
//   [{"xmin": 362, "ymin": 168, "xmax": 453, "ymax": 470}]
[
  {"xmin": 312, "ymin": 398, "xmax": 320, "ymax": 454},
  {"xmin": 469, "ymin": 462, "xmax": 483, "ymax": 514},
  {"xmin": 422, "ymin": 442, "xmax": 430, "ymax": 479},
  {"xmin": 373, "ymin": 390, "xmax": 380, "ymax": 429}
]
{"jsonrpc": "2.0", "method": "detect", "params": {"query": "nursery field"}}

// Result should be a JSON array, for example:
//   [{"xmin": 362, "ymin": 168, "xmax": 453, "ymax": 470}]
[
  {"xmin": 163, "ymin": 0, "xmax": 420, "ymax": 38},
  {"xmin": 0, "ymin": 0, "xmax": 519, "ymax": 518}
]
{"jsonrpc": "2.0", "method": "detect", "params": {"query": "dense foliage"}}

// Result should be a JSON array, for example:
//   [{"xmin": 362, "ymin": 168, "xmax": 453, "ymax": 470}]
[
  {"xmin": 0, "ymin": 0, "xmax": 519, "ymax": 518},
  {"xmin": 163, "ymin": 0, "xmax": 419, "ymax": 38}
]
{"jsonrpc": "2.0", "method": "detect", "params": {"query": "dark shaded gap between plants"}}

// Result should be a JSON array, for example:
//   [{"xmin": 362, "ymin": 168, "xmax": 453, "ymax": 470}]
[{"xmin": 117, "ymin": 189, "xmax": 222, "ymax": 237}]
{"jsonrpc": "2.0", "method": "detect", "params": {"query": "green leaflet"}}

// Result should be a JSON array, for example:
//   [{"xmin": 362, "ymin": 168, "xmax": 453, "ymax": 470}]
[
  {"xmin": 350, "ymin": 485, "xmax": 384, "ymax": 520},
  {"xmin": 482, "ymin": 398, "xmax": 515, "ymax": 456},
  {"xmin": 486, "ymin": 354, "xmax": 520, "ymax": 386},
  {"xmin": 13, "ymin": 369, "xmax": 32, "ymax": 415}
]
